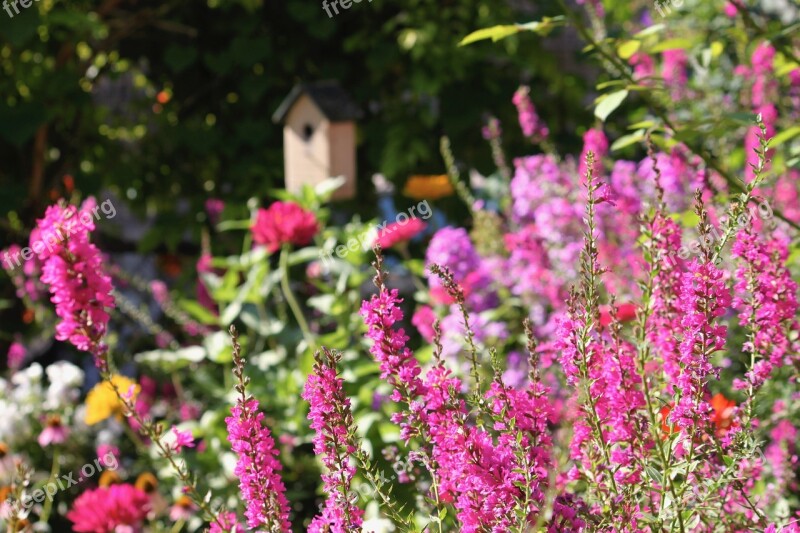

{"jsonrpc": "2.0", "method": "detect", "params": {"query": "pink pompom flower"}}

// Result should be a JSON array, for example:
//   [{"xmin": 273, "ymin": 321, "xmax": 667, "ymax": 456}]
[
  {"xmin": 251, "ymin": 201, "xmax": 319, "ymax": 253},
  {"xmin": 66, "ymin": 484, "xmax": 150, "ymax": 533}
]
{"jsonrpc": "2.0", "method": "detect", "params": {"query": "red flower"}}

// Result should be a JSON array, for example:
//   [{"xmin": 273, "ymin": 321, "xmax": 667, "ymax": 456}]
[
  {"xmin": 251, "ymin": 201, "xmax": 319, "ymax": 253},
  {"xmin": 374, "ymin": 218, "xmax": 427, "ymax": 249},
  {"xmin": 599, "ymin": 302, "xmax": 637, "ymax": 327}
]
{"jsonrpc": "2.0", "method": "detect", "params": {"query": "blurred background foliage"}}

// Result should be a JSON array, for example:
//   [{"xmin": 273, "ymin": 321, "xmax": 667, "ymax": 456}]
[{"xmin": 0, "ymin": 0, "xmax": 594, "ymax": 253}]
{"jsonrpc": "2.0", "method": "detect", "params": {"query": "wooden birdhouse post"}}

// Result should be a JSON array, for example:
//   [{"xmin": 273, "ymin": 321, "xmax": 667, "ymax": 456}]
[{"xmin": 272, "ymin": 81, "xmax": 362, "ymax": 201}]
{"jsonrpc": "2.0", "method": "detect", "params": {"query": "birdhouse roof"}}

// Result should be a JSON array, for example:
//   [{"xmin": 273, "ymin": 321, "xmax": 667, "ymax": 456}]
[{"xmin": 272, "ymin": 81, "xmax": 363, "ymax": 123}]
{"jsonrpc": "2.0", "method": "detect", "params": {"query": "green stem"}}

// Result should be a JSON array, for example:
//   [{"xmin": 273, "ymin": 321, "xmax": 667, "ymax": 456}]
[
  {"xmin": 280, "ymin": 244, "xmax": 316, "ymax": 351},
  {"xmin": 39, "ymin": 447, "xmax": 61, "ymax": 524}
]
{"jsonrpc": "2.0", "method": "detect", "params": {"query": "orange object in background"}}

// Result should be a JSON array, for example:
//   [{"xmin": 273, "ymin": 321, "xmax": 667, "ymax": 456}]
[
  {"xmin": 711, "ymin": 393, "xmax": 737, "ymax": 435},
  {"xmin": 403, "ymin": 174, "xmax": 454, "ymax": 200}
]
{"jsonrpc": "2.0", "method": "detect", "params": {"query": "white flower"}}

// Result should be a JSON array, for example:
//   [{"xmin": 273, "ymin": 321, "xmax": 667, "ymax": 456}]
[
  {"xmin": 0, "ymin": 398, "xmax": 29, "ymax": 446},
  {"xmin": 45, "ymin": 361, "xmax": 84, "ymax": 410},
  {"xmin": 9, "ymin": 363, "xmax": 44, "ymax": 405}
]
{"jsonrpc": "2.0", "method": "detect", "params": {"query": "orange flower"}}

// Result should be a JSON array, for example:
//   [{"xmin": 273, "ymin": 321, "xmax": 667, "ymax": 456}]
[
  {"xmin": 711, "ymin": 393, "xmax": 737, "ymax": 435},
  {"xmin": 403, "ymin": 175, "xmax": 454, "ymax": 200},
  {"xmin": 659, "ymin": 404, "xmax": 677, "ymax": 438}
]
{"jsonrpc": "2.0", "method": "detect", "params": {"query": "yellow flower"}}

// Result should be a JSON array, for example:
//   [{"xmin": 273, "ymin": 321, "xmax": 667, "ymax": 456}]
[
  {"xmin": 84, "ymin": 375, "xmax": 140, "ymax": 426},
  {"xmin": 402, "ymin": 174, "xmax": 454, "ymax": 200}
]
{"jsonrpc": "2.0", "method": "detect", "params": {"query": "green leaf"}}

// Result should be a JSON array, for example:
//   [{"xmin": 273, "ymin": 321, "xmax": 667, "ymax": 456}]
[
  {"xmin": 459, "ymin": 25, "xmax": 518, "ymax": 46},
  {"xmin": 135, "ymin": 346, "xmax": 206, "ymax": 371},
  {"xmin": 633, "ymin": 23, "xmax": 665, "ymax": 38},
  {"xmin": 649, "ymin": 37, "xmax": 696, "ymax": 53},
  {"xmin": 203, "ymin": 331, "xmax": 234, "ymax": 364},
  {"xmin": 617, "ymin": 40, "xmax": 641, "ymax": 60},
  {"xmin": 594, "ymin": 90, "xmax": 629, "ymax": 121},
  {"xmin": 611, "ymin": 129, "xmax": 645, "ymax": 152},
  {"xmin": 596, "ymin": 80, "xmax": 627, "ymax": 90},
  {"xmin": 771, "ymin": 126, "xmax": 800, "ymax": 147},
  {"xmin": 178, "ymin": 300, "xmax": 220, "ymax": 326}
]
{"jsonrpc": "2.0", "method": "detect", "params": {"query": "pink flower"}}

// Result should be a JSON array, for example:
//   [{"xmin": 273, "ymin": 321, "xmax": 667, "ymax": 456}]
[
  {"xmin": 303, "ymin": 349, "xmax": 364, "ymax": 532},
  {"xmin": 169, "ymin": 495, "xmax": 197, "ymax": 522},
  {"xmin": 7, "ymin": 342, "xmax": 25, "ymax": 370},
  {"xmin": 66, "ymin": 484, "xmax": 150, "ymax": 533},
  {"xmin": 668, "ymin": 259, "xmax": 731, "ymax": 428},
  {"xmin": 374, "ymin": 218, "xmax": 427, "ymax": 249},
  {"xmin": 512, "ymin": 86, "xmax": 549, "ymax": 142},
  {"xmin": 579, "ymin": 128, "xmax": 608, "ymax": 178},
  {"xmin": 149, "ymin": 280, "xmax": 169, "ymax": 305},
  {"xmin": 209, "ymin": 511, "xmax": 244, "ymax": 533},
  {"xmin": 629, "ymin": 52, "xmax": 654, "ymax": 81},
  {"xmin": 411, "ymin": 305, "xmax": 437, "ymax": 342},
  {"xmin": 196, "ymin": 253, "xmax": 219, "ymax": 315},
  {"xmin": 662, "ymin": 49, "xmax": 688, "ymax": 97},
  {"xmin": 225, "ymin": 397, "xmax": 291, "ymax": 531},
  {"xmin": 360, "ymin": 288, "xmax": 426, "ymax": 402},
  {"xmin": 732, "ymin": 228, "xmax": 799, "ymax": 388},
  {"xmin": 171, "ymin": 426, "xmax": 196, "ymax": 452},
  {"xmin": 38, "ymin": 415, "xmax": 69, "ymax": 447},
  {"xmin": 33, "ymin": 200, "xmax": 115, "ymax": 369},
  {"xmin": 97, "ymin": 444, "xmax": 120, "ymax": 468},
  {"xmin": 205, "ymin": 198, "xmax": 225, "ymax": 225},
  {"xmin": 251, "ymin": 201, "xmax": 319, "ymax": 253}
]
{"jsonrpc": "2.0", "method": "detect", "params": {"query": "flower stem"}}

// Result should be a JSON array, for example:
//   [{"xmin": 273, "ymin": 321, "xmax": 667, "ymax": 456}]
[
  {"xmin": 280, "ymin": 244, "xmax": 316, "ymax": 351},
  {"xmin": 39, "ymin": 448, "xmax": 61, "ymax": 524}
]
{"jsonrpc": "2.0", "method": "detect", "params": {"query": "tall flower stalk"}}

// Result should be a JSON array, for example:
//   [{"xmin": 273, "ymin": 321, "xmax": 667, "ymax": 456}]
[
  {"xmin": 226, "ymin": 326, "xmax": 292, "ymax": 532},
  {"xmin": 303, "ymin": 348, "xmax": 364, "ymax": 532}
]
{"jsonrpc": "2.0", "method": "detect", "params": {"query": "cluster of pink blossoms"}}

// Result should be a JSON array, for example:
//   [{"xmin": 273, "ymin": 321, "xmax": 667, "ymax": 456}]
[
  {"xmin": 359, "ymin": 284, "xmax": 427, "ymax": 440},
  {"xmin": 732, "ymin": 228, "xmax": 800, "ymax": 389},
  {"xmin": 225, "ymin": 397, "xmax": 292, "ymax": 531},
  {"xmin": 302, "ymin": 349, "xmax": 364, "ymax": 532},
  {"xmin": 32, "ymin": 199, "xmax": 115, "ymax": 368},
  {"xmin": 669, "ymin": 259, "xmax": 731, "ymax": 429},
  {"xmin": 360, "ymin": 268, "xmax": 582, "ymax": 531}
]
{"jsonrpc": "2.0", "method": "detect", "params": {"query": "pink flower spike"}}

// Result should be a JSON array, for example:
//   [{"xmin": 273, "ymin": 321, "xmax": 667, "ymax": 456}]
[
  {"xmin": 303, "ymin": 348, "xmax": 364, "ymax": 532},
  {"xmin": 33, "ymin": 200, "xmax": 115, "ymax": 370}
]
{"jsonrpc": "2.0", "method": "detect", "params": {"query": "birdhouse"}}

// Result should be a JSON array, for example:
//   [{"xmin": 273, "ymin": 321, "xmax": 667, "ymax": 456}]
[{"xmin": 272, "ymin": 81, "xmax": 362, "ymax": 201}]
